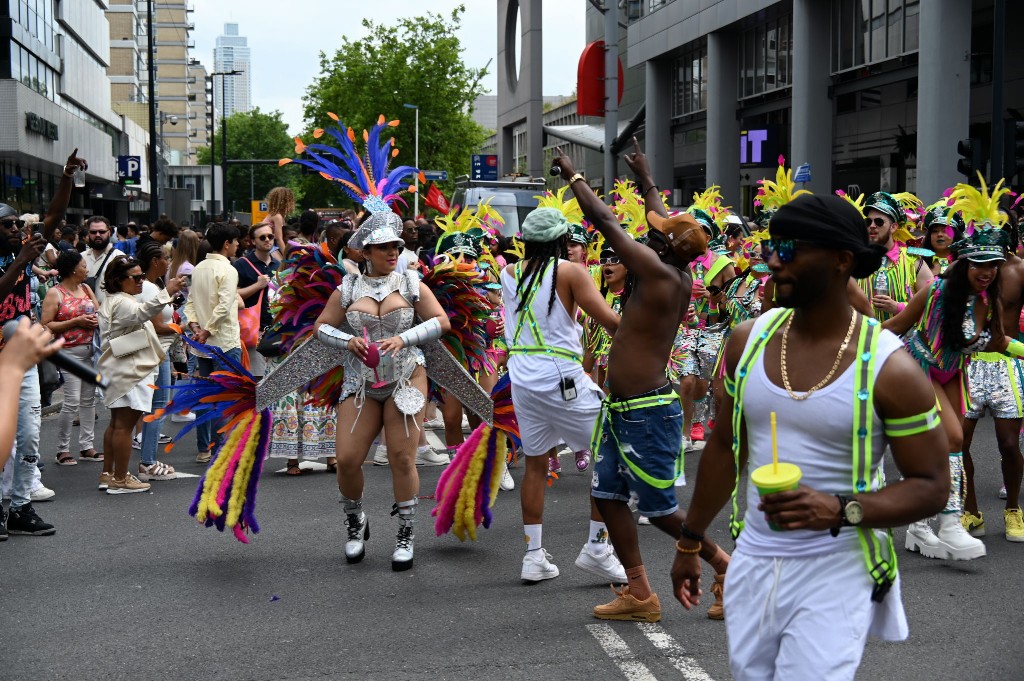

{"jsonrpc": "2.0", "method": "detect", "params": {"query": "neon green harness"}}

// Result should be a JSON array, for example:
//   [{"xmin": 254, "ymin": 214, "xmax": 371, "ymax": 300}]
[
  {"xmin": 508, "ymin": 261, "xmax": 582, "ymax": 363},
  {"xmin": 725, "ymin": 308, "xmax": 898, "ymax": 600},
  {"xmin": 590, "ymin": 390, "xmax": 683, "ymax": 489}
]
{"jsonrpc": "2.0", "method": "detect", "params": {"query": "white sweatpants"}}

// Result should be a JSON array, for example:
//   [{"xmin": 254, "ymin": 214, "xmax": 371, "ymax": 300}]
[{"xmin": 724, "ymin": 548, "xmax": 908, "ymax": 681}]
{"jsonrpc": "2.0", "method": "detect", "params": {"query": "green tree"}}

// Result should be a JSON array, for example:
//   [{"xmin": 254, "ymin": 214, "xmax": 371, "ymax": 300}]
[
  {"xmin": 196, "ymin": 107, "xmax": 302, "ymax": 214},
  {"xmin": 297, "ymin": 6, "xmax": 489, "ymax": 212}
]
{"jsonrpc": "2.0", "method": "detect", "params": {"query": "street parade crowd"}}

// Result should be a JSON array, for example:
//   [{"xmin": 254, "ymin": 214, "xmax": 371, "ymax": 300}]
[{"xmin": 3, "ymin": 116, "xmax": 1024, "ymax": 679}]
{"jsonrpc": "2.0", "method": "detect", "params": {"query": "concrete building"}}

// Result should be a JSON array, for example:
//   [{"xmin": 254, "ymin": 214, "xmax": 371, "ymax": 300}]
[
  {"xmin": 527, "ymin": 0, "xmax": 1024, "ymax": 214},
  {"xmin": 212, "ymin": 22, "xmax": 251, "ymax": 119}
]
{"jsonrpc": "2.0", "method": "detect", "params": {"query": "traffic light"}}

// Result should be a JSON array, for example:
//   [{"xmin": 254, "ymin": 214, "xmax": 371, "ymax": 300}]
[
  {"xmin": 957, "ymin": 138, "xmax": 983, "ymax": 181},
  {"xmin": 1006, "ymin": 120, "xmax": 1024, "ymax": 181}
]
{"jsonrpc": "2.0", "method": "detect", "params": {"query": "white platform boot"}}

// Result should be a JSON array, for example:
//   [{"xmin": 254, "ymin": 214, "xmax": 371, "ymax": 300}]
[
  {"xmin": 342, "ymin": 497, "xmax": 369, "ymax": 564},
  {"xmin": 925, "ymin": 512, "xmax": 987, "ymax": 560},
  {"xmin": 391, "ymin": 498, "xmax": 417, "ymax": 571},
  {"xmin": 905, "ymin": 518, "xmax": 940, "ymax": 554}
]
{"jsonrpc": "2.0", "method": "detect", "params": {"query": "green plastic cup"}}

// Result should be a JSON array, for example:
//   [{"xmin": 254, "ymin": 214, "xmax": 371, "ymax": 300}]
[{"xmin": 751, "ymin": 462, "xmax": 803, "ymax": 531}]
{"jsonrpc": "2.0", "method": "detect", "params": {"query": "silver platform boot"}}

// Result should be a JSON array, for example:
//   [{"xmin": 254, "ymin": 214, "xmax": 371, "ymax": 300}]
[
  {"xmin": 391, "ymin": 498, "xmax": 417, "ymax": 571},
  {"xmin": 342, "ymin": 496, "xmax": 369, "ymax": 564}
]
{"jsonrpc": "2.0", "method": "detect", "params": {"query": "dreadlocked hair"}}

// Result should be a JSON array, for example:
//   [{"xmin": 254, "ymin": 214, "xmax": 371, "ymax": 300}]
[
  {"xmin": 620, "ymin": 272, "xmax": 637, "ymax": 310},
  {"xmin": 516, "ymin": 235, "xmax": 568, "ymax": 315},
  {"xmin": 940, "ymin": 259, "xmax": 1002, "ymax": 350}
]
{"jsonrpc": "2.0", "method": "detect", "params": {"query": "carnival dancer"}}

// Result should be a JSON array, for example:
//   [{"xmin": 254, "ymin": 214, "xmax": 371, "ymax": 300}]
[
  {"xmin": 886, "ymin": 178, "xmax": 1024, "ymax": 554},
  {"xmin": 962, "ymin": 206, "xmax": 1024, "ymax": 543},
  {"xmin": 499, "ymin": 205, "xmax": 627, "ymax": 585},
  {"xmin": 673, "ymin": 193, "xmax": 949, "ymax": 680},
  {"xmin": 553, "ymin": 139, "xmax": 730, "ymax": 623},
  {"xmin": 922, "ymin": 201, "xmax": 965, "ymax": 277},
  {"xmin": 860, "ymin": 191, "xmax": 933, "ymax": 321}
]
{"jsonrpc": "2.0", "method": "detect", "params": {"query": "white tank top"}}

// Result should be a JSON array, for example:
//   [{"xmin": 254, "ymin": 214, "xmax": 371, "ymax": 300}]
[
  {"xmin": 500, "ymin": 259, "xmax": 586, "ymax": 386},
  {"xmin": 737, "ymin": 309, "xmax": 904, "ymax": 557}
]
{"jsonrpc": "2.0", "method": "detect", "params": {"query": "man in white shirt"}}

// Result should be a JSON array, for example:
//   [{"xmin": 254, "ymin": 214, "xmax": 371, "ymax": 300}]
[
  {"xmin": 81, "ymin": 216, "xmax": 124, "ymax": 306},
  {"xmin": 183, "ymin": 222, "xmax": 241, "ymax": 463}
]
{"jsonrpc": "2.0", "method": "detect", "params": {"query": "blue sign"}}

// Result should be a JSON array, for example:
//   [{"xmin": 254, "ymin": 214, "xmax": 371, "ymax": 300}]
[
  {"xmin": 422, "ymin": 170, "xmax": 448, "ymax": 182},
  {"xmin": 471, "ymin": 154, "xmax": 498, "ymax": 181},
  {"xmin": 6, "ymin": 176, "xmax": 23, "ymax": 189},
  {"xmin": 117, "ymin": 155, "xmax": 141, "ymax": 184},
  {"xmin": 793, "ymin": 163, "xmax": 812, "ymax": 183}
]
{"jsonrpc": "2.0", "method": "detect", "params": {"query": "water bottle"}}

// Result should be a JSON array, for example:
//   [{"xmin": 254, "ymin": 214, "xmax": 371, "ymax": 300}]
[{"xmin": 873, "ymin": 260, "xmax": 889, "ymax": 297}]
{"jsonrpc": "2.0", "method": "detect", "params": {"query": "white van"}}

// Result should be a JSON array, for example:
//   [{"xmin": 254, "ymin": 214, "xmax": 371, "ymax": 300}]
[{"xmin": 450, "ymin": 175, "xmax": 547, "ymax": 238}]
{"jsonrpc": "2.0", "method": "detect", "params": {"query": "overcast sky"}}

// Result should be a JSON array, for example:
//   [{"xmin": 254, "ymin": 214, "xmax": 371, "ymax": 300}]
[{"xmin": 192, "ymin": 1, "xmax": 586, "ymax": 135}]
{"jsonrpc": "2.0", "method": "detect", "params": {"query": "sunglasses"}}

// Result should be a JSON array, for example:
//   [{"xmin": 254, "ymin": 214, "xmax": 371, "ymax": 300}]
[
  {"xmin": 0, "ymin": 219, "xmax": 18, "ymax": 229},
  {"xmin": 865, "ymin": 217, "xmax": 889, "ymax": 228},
  {"xmin": 255, "ymin": 234, "xmax": 274, "ymax": 241},
  {"xmin": 760, "ymin": 238, "xmax": 800, "ymax": 263},
  {"xmin": 124, "ymin": 273, "xmax": 145, "ymax": 282},
  {"xmin": 600, "ymin": 256, "xmax": 621, "ymax": 265},
  {"xmin": 89, "ymin": 230, "xmax": 108, "ymax": 236}
]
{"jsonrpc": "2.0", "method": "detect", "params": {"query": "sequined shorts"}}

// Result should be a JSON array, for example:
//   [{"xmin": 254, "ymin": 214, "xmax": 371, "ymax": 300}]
[{"xmin": 965, "ymin": 355, "xmax": 1024, "ymax": 420}]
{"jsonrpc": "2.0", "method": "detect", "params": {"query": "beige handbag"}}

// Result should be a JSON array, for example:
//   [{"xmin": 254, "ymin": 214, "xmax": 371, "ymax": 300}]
[{"xmin": 109, "ymin": 327, "xmax": 149, "ymax": 358}]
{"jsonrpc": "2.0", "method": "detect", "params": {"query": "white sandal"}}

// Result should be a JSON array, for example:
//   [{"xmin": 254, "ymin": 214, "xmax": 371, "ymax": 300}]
[{"xmin": 138, "ymin": 461, "xmax": 177, "ymax": 481}]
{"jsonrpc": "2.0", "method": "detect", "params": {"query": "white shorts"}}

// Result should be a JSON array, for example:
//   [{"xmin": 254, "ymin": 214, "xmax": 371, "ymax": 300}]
[
  {"xmin": 724, "ymin": 548, "xmax": 908, "ymax": 681},
  {"xmin": 510, "ymin": 377, "xmax": 603, "ymax": 456}
]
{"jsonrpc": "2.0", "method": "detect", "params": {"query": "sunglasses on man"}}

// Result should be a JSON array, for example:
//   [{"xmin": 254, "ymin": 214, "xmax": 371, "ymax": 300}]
[
  {"xmin": 760, "ymin": 238, "xmax": 803, "ymax": 264},
  {"xmin": 865, "ymin": 217, "xmax": 889, "ymax": 228}
]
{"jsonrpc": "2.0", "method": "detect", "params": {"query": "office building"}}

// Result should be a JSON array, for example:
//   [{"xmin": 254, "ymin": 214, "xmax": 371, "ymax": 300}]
[{"xmin": 212, "ymin": 22, "xmax": 251, "ymax": 119}]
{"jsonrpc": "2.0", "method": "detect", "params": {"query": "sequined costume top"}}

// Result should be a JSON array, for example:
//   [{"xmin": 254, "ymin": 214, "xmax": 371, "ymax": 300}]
[
  {"xmin": 904, "ymin": 279, "xmax": 990, "ymax": 375},
  {"xmin": 338, "ymin": 270, "xmax": 425, "ymax": 401},
  {"xmin": 723, "ymin": 273, "xmax": 764, "ymax": 331}
]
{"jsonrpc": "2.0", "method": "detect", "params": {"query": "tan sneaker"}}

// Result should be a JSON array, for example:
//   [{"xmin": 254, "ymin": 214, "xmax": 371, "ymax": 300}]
[
  {"xmin": 707, "ymin": 573, "xmax": 725, "ymax": 620},
  {"xmin": 98, "ymin": 472, "xmax": 114, "ymax": 491},
  {"xmin": 593, "ymin": 585, "xmax": 661, "ymax": 623},
  {"xmin": 106, "ymin": 474, "xmax": 151, "ymax": 495}
]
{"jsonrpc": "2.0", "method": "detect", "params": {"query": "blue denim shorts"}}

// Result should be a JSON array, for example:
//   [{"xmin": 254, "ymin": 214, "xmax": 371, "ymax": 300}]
[{"xmin": 591, "ymin": 389, "xmax": 683, "ymax": 518}]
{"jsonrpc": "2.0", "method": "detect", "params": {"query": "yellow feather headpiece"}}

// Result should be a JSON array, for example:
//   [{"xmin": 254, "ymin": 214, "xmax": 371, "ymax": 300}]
[
  {"xmin": 834, "ymin": 189, "xmax": 866, "ymax": 217},
  {"xmin": 948, "ymin": 173, "xmax": 1013, "ymax": 230},
  {"xmin": 610, "ymin": 179, "xmax": 648, "ymax": 241},
  {"xmin": 534, "ymin": 185, "xmax": 584, "ymax": 225},
  {"xmin": 755, "ymin": 156, "xmax": 811, "ymax": 212}
]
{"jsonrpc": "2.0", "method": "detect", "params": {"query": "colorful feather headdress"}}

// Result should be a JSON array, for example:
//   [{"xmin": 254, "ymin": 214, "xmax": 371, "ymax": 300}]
[
  {"xmin": 947, "ymin": 173, "xmax": 1013, "ymax": 234},
  {"xmin": 755, "ymin": 156, "xmax": 811, "ymax": 214},
  {"xmin": 610, "ymin": 179, "xmax": 649, "ymax": 242},
  {"xmin": 834, "ymin": 189, "xmax": 866, "ymax": 217},
  {"xmin": 281, "ymin": 113, "xmax": 421, "ymax": 247}
]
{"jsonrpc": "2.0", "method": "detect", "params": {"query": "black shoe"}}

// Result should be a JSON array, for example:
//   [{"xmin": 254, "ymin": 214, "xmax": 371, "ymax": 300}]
[
  {"xmin": 0, "ymin": 506, "xmax": 8, "ymax": 542},
  {"xmin": 7, "ymin": 504, "xmax": 55, "ymax": 536}
]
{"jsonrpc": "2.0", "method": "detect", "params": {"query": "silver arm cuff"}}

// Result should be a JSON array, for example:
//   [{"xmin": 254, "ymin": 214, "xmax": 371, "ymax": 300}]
[
  {"xmin": 397, "ymin": 317, "xmax": 443, "ymax": 348},
  {"xmin": 317, "ymin": 324, "xmax": 354, "ymax": 349}
]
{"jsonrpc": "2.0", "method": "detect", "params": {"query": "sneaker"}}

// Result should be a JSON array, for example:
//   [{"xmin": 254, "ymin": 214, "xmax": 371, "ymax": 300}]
[
  {"xmin": 461, "ymin": 415, "xmax": 470, "ymax": 431},
  {"xmin": 98, "ymin": 472, "xmax": 113, "ymax": 491},
  {"xmin": 499, "ymin": 462, "xmax": 515, "ymax": 491},
  {"xmin": 132, "ymin": 433, "xmax": 142, "ymax": 450},
  {"xmin": 415, "ymin": 445, "xmax": 449, "ymax": 467},
  {"xmin": 593, "ymin": 585, "xmax": 661, "ymax": 623},
  {"xmin": 29, "ymin": 485, "xmax": 55, "ymax": 502},
  {"xmin": 171, "ymin": 412, "xmax": 196, "ymax": 423},
  {"xmin": 999, "ymin": 485, "xmax": 1008, "ymax": 500},
  {"xmin": 423, "ymin": 414, "xmax": 445, "ymax": 430},
  {"xmin": 637, "ymin": 515, "xmax": 651, "ymax": 526},
  {"xmin": 627, "ymin": 491, "xmax": 640, "ymax": 513},
  {"xmin": 905, "ymin": 519, "xmax": 940, "ymax": 553},
  {"xmin": 372, "ymin": 444, "xmax": 389, "ymax": 466},
  {"xmin": 575, "ymin": 450, "xmax": 591, "ymax": 472},
  {"xmin": 575, "ymin": 546, "xmax": 627, "ymax": 582},
  {"xmin": 548, "ymin": 453, "xmax": 561, "ymax": 475},
  {"xmin": 138, "ymin": 461, "xmax": 177, "ymax": 481},
  {"xmin": 6, "ymin": 504, "xmax": 55, "ymax": 536},
  {"xmin": 521, "ymin": 549, "xmax": 560, "ymax": 582},
  {"xmin": 196, "ymin": 450, "xmax": 212, "ymax": 464},
  {"xmin": 0, "ymin": 507, "xmax": 8, "ymax": 541},
  {"xmin": 106, "ymin": 474, "xmax": 151, "ymax": 495},
  {"xmin": 961, "ymin": 510, "xmax": 985, "ymax": 537},
  {"xmin": 1005, "ymin": 508, "xmax": 1024, "ymax": 543},
  {"xmin": 690, "ymin": 423, "xmax": 705, "ymax": 442},
  {"xmin": 158, "ymin": 434, "xmax": 173, "ymax": 445},
  {"xmin": 707, "ymin": 573, "xmax": 725, "ymax": 620},
  {"xmin": 686, "ymin": 437, "xmax": 706, "ymax": 452}
]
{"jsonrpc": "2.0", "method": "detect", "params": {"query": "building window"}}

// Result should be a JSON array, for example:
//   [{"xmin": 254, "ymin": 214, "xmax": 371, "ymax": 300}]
[
  {"xmin": 739, "ymin": 13, "xmax": 792, "ymax": 99},
  {"xmin": 672, "ymin": 39, "xmax": 707, "ymax": 117},
  {"xmin": 11, "ymin": 41, "xmax": 58, "ymax": 101},
  {"xmin": 832, "ymin": 0, "xmax": 920, "ymax": 74}
]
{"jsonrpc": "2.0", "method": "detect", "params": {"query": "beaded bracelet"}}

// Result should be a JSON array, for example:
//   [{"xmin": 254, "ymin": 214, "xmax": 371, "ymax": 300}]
[{"xmin": 675, "ymin": 540, "xmax": 701, "ymax": 554}]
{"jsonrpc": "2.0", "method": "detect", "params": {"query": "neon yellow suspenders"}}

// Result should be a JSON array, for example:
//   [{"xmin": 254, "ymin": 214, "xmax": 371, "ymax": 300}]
[
  {"xmin": 508, "ymin": 261, "xmax": 583, "ymax": 363},
  {"xmin": 590, "ymin": 392, "xmax": 683, "ymax": 489},
  {"xmin": 726, "ymin": 309, "xmax": 898, "ymax": 600}
]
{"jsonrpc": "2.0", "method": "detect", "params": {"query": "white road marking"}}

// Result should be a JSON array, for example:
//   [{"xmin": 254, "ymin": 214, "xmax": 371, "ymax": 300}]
[
  {"xmin": 637, "ymin": 623, "xmax": 715, "ymax": 681},
  {"xmin": 586, "ymin": 624, "xmax": 659, "ymax": 681}
]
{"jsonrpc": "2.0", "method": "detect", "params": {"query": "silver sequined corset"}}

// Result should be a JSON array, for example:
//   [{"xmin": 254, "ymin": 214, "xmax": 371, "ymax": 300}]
[{"xmin": 342, "ymin": 307, "xmax": 424, "ymax": 386}]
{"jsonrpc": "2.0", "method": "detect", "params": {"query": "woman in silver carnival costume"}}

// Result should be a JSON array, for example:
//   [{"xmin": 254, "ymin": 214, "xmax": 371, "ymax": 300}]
[{"xmin": 313, "ymin": 210, "xmax": 450, "ymax": 571}]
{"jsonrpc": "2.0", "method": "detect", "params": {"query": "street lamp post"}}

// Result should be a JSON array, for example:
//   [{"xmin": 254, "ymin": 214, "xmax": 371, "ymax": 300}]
[
  {"xmin": 403, "ymin": 103, "xmax": 419, "ymax": 217},
  {"xmin": 209, "ymin": 69, "xmax": 243, "ymax": 220},
  {"xmin": 158, "ymin": 112, "xmax": 177, "ymax": 215}
]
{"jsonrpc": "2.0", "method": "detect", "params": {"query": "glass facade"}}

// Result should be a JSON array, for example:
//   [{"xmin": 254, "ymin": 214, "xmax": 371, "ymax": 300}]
[
  {"xmin": 672, "ymin": 39, "xmax": 707, "ymax": 117},
  {"xmin": 739, "ymin": 13, "xmax": 792, "ymax": 99},
  {"xmin": 11, "ymin": 0, "xmax": 57, "ymax": 52},
  {"xmin": 832, "ymin": 0, "xmax": 920, "ymax": 74},
  {"xmin": 10, "ymin": 41, "xmax": 57, "ymax": 101}
]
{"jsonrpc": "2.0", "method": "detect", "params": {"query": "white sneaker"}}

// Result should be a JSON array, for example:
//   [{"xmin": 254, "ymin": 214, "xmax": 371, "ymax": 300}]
[
  {"xmin": 999, "ymin": 485, "xmax": 1008, "ymax": 500},
  {"xmin": 924, "ymin": 513, "xmax": 987, "ymax": 560},
  {"xmin": 171, "ymin": 412, "xmax": 196, "ymax": 423},
  {"xmin": 686, "ymin": 437, "xmax": 705, "ymax": 452},
  {"xmin": 461, "ymin": 415, "xmax": 470, "ymax": 431},
  {"xmin": 521, "ymin": 549, "xmax": 559, "ymax": 582},
  {"xmin": 30, "ymin": 485, "xmax": 55, "ymax": 502},
  {"xmin": 627, "ymin": 491, "xmax": 640, "ymax": 513},
  {"xmin": 372, "ymin": 444, "xmax": 389, "ymax": 466},
  {"xmin": 415, "ymin": 446, "xmax": 449, "ymax": 466},
  {"xmin": 637, "ymin": 515, "xmax": 651, "ymax": 526},
  {"xmin": 499, "ymin": 462, "xmax": 514, "ymax": 491},
  {"xmin": 905, "ymin": 519, "xmax": 940, "ymax": 553},
  {"xmin": 423, "ymin": 415, "xmax": 445, "ymax": 430},
  {"xmin": 575, "ymin": 545, "xmax": 627, "ymax": 582},
  {"xmin": 131, "ymin": 433, "xmax": 142, "ymax": 450}
]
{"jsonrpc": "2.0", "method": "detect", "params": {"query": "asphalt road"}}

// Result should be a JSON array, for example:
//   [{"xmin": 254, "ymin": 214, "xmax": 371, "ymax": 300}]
[{"xmin": 3, "ymin": 410, "xmax": 1022, "ymax": 681}]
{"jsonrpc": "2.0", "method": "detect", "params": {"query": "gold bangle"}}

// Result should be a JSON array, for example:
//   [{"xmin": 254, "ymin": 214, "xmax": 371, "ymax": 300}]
[
  {"xmin": 675, "ymin": 539, "xmax": 701, "ymax": 554},
  {"xmin": 568, "ymin": 173, "xmax": 585, "ymax": 186}
]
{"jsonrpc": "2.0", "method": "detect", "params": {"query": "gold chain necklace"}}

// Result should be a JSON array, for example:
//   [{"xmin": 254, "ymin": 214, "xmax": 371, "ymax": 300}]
[{"xmin": 779, "ymin": 311, "xmax": 858, "ymax": 400}]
